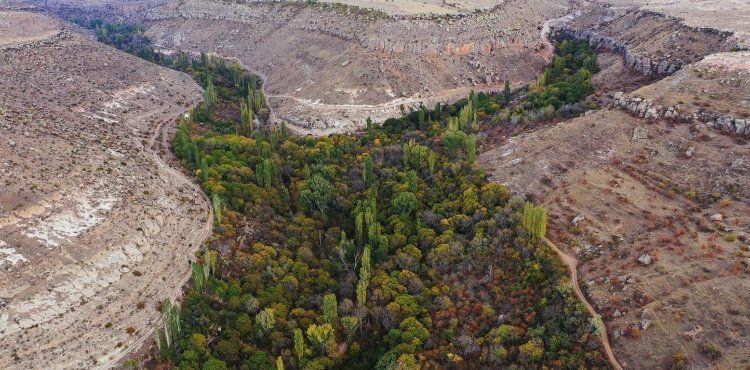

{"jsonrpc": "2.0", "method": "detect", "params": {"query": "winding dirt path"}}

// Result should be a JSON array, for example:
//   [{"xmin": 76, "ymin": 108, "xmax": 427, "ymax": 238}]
[
  {"xmin": 98, "ymin": 112, "xmax": 214, "ymax": 370},
  {"xmin": 543, "ymin": 237, "xmax": 623, "ymax": 370}
]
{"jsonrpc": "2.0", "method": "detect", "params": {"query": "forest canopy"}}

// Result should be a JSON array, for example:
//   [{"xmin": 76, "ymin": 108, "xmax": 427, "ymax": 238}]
[{"xmin": 81, "ymin": 18, "xmax": 607, "ymax": 370}]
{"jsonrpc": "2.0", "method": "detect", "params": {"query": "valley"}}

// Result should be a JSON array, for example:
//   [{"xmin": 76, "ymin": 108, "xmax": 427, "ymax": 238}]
[{"xmin": 0, "ymin": 0, "xmax": 748, "ymax": 368}]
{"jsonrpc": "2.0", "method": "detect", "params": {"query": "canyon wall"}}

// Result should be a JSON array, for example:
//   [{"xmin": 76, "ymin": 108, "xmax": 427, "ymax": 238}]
[{"xmin": 550, "ymin": 9, "xmax": 735, "ymax": 77}]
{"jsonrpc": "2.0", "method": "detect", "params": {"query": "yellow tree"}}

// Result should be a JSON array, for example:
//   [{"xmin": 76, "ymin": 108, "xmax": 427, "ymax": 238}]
[{"xmin": 522, "ymin": 202, "xmax": 547, "ymax": 240}]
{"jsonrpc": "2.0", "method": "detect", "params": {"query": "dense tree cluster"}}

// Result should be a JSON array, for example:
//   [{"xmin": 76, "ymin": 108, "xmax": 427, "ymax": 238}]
[
  {"xmin": 525, "ymin": 39, "xmax": 599, "ymax": 110},
  {"xmin": 88, "ymin": 19, "xmax": 607, "ymax": 369},
  {"xmin": 481, "ymin": 40, "xmax": 599, "ymax": 124},
  {"xmin": 168, "ymin": 98, "xmax": 607, "ymax": 369}
]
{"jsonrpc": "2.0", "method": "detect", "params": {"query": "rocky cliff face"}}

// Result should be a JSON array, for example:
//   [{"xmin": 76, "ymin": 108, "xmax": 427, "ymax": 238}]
[
  {"xmin": 146, "ymin": 0, "xmax": 559, "ymax": 55},
  {"xmin": 142, "ymin": 0, "xmax": 570, "ymax": 132},
  {"xmin": 550, "ymin": 9, "xmax": 735, "ymax": 77}
]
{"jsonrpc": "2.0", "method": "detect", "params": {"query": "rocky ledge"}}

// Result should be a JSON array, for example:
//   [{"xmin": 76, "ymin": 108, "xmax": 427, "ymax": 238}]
[{"xmin": 613, "ymin": 92, "xmax": 750, "ymax": 136}]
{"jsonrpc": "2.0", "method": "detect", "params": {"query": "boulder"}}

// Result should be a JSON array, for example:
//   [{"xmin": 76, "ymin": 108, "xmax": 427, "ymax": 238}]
[
  {"xmin": 638, "ymin": 254, "xmax": 652, "ymax": 265},
  {"xmin": 685, "ymin": 146, "xmax": 695, "ymax": 158},
  {"xmin": 641, "ymin": 319, "xmax": 652, "ymax": 330}
]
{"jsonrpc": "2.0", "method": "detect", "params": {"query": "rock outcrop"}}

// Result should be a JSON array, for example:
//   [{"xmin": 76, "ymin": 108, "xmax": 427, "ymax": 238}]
[{"xmin": 613, "ymin": 92, "xmax": 750, "ymax": 136}]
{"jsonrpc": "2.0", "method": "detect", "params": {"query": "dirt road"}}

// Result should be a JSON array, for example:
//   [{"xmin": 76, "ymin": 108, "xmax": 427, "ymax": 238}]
[
  {"xmin": 98, "ymin": 111, "xmax": 214, "ymax": 370},
  {"xmin": 543, "ymin": 237, "xmax": 623, "ymax": 370}
]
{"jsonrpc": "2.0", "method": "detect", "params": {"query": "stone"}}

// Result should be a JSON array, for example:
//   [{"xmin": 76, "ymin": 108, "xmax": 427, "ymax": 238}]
[
  {"xmin": 641, "ymin": 319, "xmax": 652, "ymax": 330},
  {"xmin": 709, "ymin": 213, "xmax": 723, "ymax": 222},
  {"xmin": 613, "ymin": 329, "xmax": 622, "ymax": 339},
  {"xmin": 638, "ymin": 254, "xmax": 652, "ymax": 265},
  {"xmin": 685, "ymin": 146, "xmax": 694, "ymax": 157},
  {"xmin": 572, "ymin": 214, "xmax": 586, "ymax": 226},
  {"xmin": 734, "ymin": 119, "xmax": 746, "ymax": 134},
  {"xmin": 613, "ymin": 309, "xmax": 622, "ymax": 317}
]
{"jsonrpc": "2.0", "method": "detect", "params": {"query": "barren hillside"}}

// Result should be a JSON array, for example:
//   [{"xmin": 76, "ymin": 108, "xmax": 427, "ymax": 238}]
[
  {"xmin": 0, "ymin": 11, "xmax": 208, "ymax": 368},
  {"xmin": 141, "ymin": 0, "xmax": 571, "ymax": 133},
  {"xmin": 604, "ymin": 0, "xmax": 750, "ymax": 47},
  {"xmin": 479, "ymin": 15, "xmax": 750, "ymax": 368},
  {"xmin": 251, "ymin": 0, "xmax": 506, "ymax": 15}
]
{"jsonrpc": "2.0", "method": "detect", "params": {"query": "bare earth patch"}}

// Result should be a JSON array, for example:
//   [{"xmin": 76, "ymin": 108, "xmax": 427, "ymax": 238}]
[
  {"xmin": 604, "ymin": 0, "xmax": 750, "ymax": 46},
  {"xmin": 0, "ymin": 11, "xmax": 62, "ymax": 46}
]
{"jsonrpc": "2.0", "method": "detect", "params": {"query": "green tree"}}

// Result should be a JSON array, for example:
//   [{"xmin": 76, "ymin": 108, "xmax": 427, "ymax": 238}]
[
  {"xmin": 306, "ymin": 324, "xmax": 335, "ymax": 356},
  {"xmin": 392, "ymin": 192, "xmax": 419, "ymax": 216},
  {"xmin": 204, "ymin": 76, "xmax": 218, "ymax": 112},
  {"xmin": 465, "ymin": 134, "xmax": 477, "ymax": 164},
  {"xmin": 300, "ymin": 174, "xmax": 334, "ymax": 216},
  {"xmin": 356, "ymin": 279, "xmax": 368, "ymax": 308},
  {"xmin": 441, "ymin": 129, "xmax": 467, "ymax": 153},
  {"xmin": 202, "ymin": 358, "xmax": 228, "ymax": 370},
  {"xmin": 363, "ymin": 154, "xmax": 375, "ymax": 186},
  {"xmin": 357, "ymin": 247, "xmax": 371, "ymax": 307},
  {"xmin": 239, "ymin": 98, "xmax": 255, "ymax": 135},
  {"xmin": 355, "ymin": 211, "xmax": 365, "ymax": 247},
  {"xmin": 390, "ymin": 317, "xmax": 429, "ymax": 347},
  {"xmin": 522, "ymin": 203, "xmax": 547, "ymax": 240},
  {"xmin": 341, "ymin": 316, "xmax": 359, "ymax": 343},
  {"xmin": 293, "ymin": 328, "xmax": 306, "ymax": 365},
  {"xmin": 191, "ymin": 262, "xmax": 205, "ymax": 291},
  {"xmin": 322, "ymin": 293, "xmax": 338, "ymax": 325},
  {"xmin": 256, "ymin": 308, "xmax": 275, "ymax": 333},
  {"xmin": 406, "ymin": 170, "xmax": 418, "ymax": 193},
  {"xmin": 159, "ymin": 299, "xmax": 180, "ymax": 350},
  {"xmin": 212, "ymin": 192, "xmax": 224, "ymax": 223},
  {"xmin": 255, "ymin": 159, "xmax": 274, "ymax": 190},
  {"xmin": 520, "ymin": 339, "xmax": 545, "ymax": 362}
]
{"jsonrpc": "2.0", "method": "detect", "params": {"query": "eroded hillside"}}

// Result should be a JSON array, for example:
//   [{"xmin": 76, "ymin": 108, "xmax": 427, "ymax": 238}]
[
  {"xmin": 0, "ymin": 11, "xmax": 208, "ymax": 368},
  {"xmin": 141, "ymin": 0, "xmax": 570, "ymax": 133}
]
